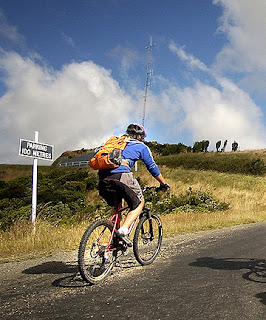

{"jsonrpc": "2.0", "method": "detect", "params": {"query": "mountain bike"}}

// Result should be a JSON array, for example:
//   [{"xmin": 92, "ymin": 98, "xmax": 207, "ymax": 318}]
[{"xmin": 78, "ymin": 186, "xmax": 163, "ymax": 284}]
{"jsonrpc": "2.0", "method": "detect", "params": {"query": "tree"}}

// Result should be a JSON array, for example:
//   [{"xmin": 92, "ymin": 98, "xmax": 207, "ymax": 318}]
[
  {"xmin": 193, "ymin": 140, "xmax": 210, "ymax": 153},
  {"xmin": 232, "ymin": 141, "xmax": 238, "ymax": 152},
  {"xmin": 216, "ymin": 140, "xmax": 221, "ymax": 152},
  {"xmin": 202, "ymin": 140, "xmax": 210, "ymax": 152},
  {"xmin": 221, "ymin": 140, "xmax": 228, "ymax": 152},
  {"xmin": 193, "ymin": 141, "xmax": 202, "ymax": 153}
]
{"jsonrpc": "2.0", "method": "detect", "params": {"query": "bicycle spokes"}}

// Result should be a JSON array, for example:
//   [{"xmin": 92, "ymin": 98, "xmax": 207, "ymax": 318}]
[
  {"xmin": 133, "ymin": 214, "xmax": 162, "ymax": 265},
  {"xmin": 141, "ymin": 219, "xmax": 155, "ymax": 243},
  {"xmin": 78, "ymin": 220, "xmax": 116, "ymax": 284},
  {"xmin": 90, "ymin": 242, "xmax": 106, "ymax": 258},
  {"xmin": 141, "ymin": 231, "xmax": 153, "ymax": 244}
]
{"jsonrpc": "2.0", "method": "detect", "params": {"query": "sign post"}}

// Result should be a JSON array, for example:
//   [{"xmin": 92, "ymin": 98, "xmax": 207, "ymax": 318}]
[
  {"xmin": 19, "ymin": 132, "xmax": 54, "ymax": 232},
  {"xmin": 31, "ymin": 131, "xmax": 38, "ymax": 231}
]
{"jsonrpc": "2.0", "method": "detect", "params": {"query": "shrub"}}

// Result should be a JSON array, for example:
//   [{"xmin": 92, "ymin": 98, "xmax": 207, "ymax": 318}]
[
  {"xmin": 0, "ymin": 204, "xmax": 31, "ymax": 230},
  {"xmin": 249, "ymin": 159, "xmax": 265, "ymax": 176},
  {"xmin": 0, "ymin": 176, "xmax": 32, "ymax": 199},
  {"xmin": 0, "ymin": 180, "xmax": 6, "ymax": 189},
  {"xmin": 144, "ymin": 188, "xmax": 230, "ymax": 215},
  {"xmin": 0, "ymin": 168, "xmax": 98, "ymax": 230}
]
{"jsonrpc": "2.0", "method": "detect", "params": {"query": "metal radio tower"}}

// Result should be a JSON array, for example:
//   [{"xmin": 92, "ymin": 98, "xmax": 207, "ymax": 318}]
[{"xmin": 142, "ymin": 37, "xmax": 155, "ymax": 127}]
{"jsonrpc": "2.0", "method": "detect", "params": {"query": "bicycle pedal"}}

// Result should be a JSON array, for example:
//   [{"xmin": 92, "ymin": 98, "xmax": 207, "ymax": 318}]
[
  {"xmin": 117, "ymin": 243, "xmax": 128, "ymax": 251},
  {"xmin": 116, "ymin": 231, "xmax": 133, "ymax": 247},
  {"xmin": 117, "ymin": 246, "xmax": 129, "ymax": 258},
  {"xmin": 120, "ymin": 235, "xmax": 133, "ymax": 247},
  {"xmin": 120, "ymin": 244, "xmax": 129, "ymax": 255},
  {"xmin": 122, "ymin": 248, "xmax": 129, "ymax": 256}
]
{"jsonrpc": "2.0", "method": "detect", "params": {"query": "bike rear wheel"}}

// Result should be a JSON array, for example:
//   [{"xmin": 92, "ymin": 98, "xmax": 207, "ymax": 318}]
[
  {"xmin": 133, "ymin": 213, "xmax": 162, "ymax": 265},
  {"xmin": 78, "ymin": 219, "xmax": 116, "ymax": 284}
]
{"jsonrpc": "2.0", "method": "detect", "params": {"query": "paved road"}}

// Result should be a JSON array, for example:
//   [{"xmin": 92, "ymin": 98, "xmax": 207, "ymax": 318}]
[{"xmin": 1, "ymin": 222, "xmax": 266, "ymax": 319}]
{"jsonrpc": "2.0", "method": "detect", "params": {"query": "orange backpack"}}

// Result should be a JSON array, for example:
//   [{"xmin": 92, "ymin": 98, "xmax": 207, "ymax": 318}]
[{"xmin": 89, "ymin": 136, "xmax": 130, "ymax": 170}]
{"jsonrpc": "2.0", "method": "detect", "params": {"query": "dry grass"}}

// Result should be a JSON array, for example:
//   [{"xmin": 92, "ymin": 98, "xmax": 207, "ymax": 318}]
[
  {"xmin": 238, "ymin": 148, "xmax": 266, "ymax": 155},
  {"xmin": 154, "ymin": 166, "xmax": 266, "ymax": 237},
  {"xmin": 0, "ymin": 220, "xmax": 89, "ymax": 262},
  {"xmin": 0, "ymin": 164, "xmax": 82, "ymax": 181},
  {"xmin": 0, "ymin": 164, "xmax": 265, "ymax": 262},
  {"xmin": 0, "ymin": 164, "xmax": 55, "ymax": 181}
]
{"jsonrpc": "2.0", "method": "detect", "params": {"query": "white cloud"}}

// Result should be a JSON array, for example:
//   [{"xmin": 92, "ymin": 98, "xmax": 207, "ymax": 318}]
[
  {"xmin": 165, "ymin": 1, "xmax": 266, "ymax": 150},
  {"xmin": 0, "ymin": 9, "xmax": 25, "ymax": 46},
  {"xmin": 169, "ymin": 42, "xmax": 208, "ymax": 72},
  {"xmin": 61, "ymin": 32, "xmax": 75, "ymax": 47},
  {"xmin": 147, "ymin": 77, "xmax": 265, "ymax": 150},
  {"xmin": 154, "ymin": 38, "xmax": 266, "ymax": 150},
  {"xmin": 213, "ymin": 0, "xmax": 266, "ymax": 71},
  {"xmin": 177, "ymin": 80, "xmax": 265, "ymax": 150},
  {"xmin": 0, "ymin": 51, "xmax": 136, "ymax": 163},
  {"xmin": 107, "ymin": 45, "xmax": 141, "ymax": 89},
  {"xmin": 213, "ymin": 0, "xmax": 266, "ymax": 99}
]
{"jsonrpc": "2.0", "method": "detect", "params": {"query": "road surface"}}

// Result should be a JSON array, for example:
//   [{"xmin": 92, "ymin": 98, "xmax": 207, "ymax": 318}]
[{"xmin": 1, "ymin": 222, "xmax": 265, "ymax": 319}]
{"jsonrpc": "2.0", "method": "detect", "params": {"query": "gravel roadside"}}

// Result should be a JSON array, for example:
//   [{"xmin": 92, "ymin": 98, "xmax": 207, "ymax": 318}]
[
  {"xmin": 1, "ymin": 222, "xmax": 265, "ymax": 320},
  {"xmin": 1, "ymin": 222, "xmax": 263, "ymax": 283}
]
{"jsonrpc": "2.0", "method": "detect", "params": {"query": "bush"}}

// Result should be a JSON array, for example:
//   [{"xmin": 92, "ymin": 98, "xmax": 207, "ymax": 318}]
[
  {"xmin": 0, "ymin": 180, "xmax": 6, "ymax": 189},
  {"xmin": 0, "ymin": 176, "xmax": 32, "ymax": 199},
  {"xmin": 0, "ymin": 168, "xmax": 98, "ymax": 230},
  {"xmin": 144, "ymin": 188, "xmax": 230, "ymax": 214},
  {"xmin": 0, "ymin": 204, "xmax": 31, "ymax": 230},
  {"xmin": 249, "ymin": 159, "xmax": 265, "ymax": 176}
]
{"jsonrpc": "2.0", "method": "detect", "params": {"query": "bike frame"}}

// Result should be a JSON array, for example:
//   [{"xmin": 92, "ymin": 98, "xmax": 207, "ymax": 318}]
[
  {"xmin": 106, "ymin": 204, "xmax": 138, "ymax": 251},
  {"xmin": 93, "ymin": 186, "xmax": 161, "ymax": 253}
]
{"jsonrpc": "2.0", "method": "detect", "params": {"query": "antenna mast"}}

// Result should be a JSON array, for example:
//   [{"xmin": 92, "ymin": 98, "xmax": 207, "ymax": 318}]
[{"xmin": 142, "ymin": 36, "xmax": 154, "ymax": 127}]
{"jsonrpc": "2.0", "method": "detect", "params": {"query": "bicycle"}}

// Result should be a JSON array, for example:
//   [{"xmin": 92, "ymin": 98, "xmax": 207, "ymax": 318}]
[{"xmin": 78, "ymin": 186, "xmax": 164, "ymax": 284}]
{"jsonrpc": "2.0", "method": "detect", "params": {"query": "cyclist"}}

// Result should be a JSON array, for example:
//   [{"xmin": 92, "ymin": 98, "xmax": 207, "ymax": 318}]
[{"xmin": 98, "ymin": 123, "xmax": 169, "ymax": 246}]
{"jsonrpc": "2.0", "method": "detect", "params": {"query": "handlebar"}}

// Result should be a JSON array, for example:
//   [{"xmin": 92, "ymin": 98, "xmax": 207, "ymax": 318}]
[{"xmin": 142, "ymin": 184, "xmax": 170, "ymax": 193}]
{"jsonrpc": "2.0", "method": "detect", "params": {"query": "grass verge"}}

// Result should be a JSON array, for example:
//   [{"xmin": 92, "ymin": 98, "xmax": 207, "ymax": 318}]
[{"xmin": 0, "ymin": 165, "xmax": 265, "ymax": 262}]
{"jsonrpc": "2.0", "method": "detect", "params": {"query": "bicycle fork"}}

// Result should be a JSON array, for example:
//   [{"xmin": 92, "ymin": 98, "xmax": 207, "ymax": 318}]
[{"xmin": 141, "ymin": 209, "xmax": 154, "ymax": 242}]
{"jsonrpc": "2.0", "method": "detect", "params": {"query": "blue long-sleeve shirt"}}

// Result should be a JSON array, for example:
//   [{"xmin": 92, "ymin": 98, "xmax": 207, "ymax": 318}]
[{"xmin": 99, "ymin": 139, "xmax": 161, "ymax": 177}]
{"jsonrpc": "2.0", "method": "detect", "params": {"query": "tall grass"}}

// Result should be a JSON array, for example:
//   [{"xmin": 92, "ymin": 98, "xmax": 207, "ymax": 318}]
[
  {"xmin": 155, "ymin": 166, "xmax": 266, "ymax": 237},
  {"xmin": 0, "ymin": 163, "xmax": 265, "ymax": 262},
  {"xmin": 0, "ymin": 220, "xmax": 89, "ymax": 262}
]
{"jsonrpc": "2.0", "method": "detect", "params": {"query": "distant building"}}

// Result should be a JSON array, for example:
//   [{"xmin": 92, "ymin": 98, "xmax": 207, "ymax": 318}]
[{"xmin": 58, "ymin": 152, "xmax": 94, "ymax": 167}]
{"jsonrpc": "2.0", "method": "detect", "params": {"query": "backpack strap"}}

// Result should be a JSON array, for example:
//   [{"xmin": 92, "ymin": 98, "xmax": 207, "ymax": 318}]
[
  {"xmin": 120, "ymin": 136, "xmax": 131, "ymax": 167},
  {"xmin": 121, "ymin": 159, "xmax": 130, "ymax": 167}
]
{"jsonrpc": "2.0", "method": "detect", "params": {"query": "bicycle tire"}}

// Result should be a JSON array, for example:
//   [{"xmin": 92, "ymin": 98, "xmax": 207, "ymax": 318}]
[
  {"xmin": 133, "ymin": 213, "xmax": 162, "ymax": 265},
  {"xmin": 78, "ymin": 219, "xmax": 116, "ymax": 284}
]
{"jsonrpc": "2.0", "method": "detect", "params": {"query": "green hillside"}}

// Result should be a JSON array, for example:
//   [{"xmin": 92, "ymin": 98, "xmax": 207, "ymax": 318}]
[
  {"xmin": 0, "ymin": 148, "xmax": 265, "ymax": 261},
  {"xmin": 156, "ymin": 150, "xmax": 266, "ymax": 176}
]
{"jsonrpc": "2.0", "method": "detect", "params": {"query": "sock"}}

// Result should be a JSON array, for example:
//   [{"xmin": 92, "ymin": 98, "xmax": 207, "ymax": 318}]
[{"xmin": 118, "ymin": 226, "xmax": 129, "ymax": 236}]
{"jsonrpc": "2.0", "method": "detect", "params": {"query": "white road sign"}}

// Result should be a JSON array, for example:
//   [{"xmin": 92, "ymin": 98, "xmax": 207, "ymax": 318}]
[{"xmin": 19, "ymin": 139, "xmax": 54, "ymax": 161}]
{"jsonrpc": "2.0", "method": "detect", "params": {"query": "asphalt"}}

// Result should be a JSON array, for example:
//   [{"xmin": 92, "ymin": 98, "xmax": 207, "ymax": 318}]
[{"xmin": 1, "ymin": 222, "xmax": 265, "ymax": 319}]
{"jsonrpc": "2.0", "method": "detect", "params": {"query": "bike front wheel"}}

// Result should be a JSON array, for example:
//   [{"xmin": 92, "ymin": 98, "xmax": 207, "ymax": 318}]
[
  {"xmin": 78, "ymin": 219, "xmax": 116, "ymax": 284},
  {"xmin": 133, "ymin": 213, "xmax": 162, "ymax": 265}
]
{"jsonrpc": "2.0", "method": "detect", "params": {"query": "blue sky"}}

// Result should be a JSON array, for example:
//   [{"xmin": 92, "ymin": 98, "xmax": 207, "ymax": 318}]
[{"xmin": 0, "ymin": 0, "xmax": 265, "ymax": 164}]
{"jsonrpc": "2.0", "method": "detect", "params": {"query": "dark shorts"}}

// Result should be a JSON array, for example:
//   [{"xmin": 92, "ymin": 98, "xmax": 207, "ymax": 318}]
[{"xmin": 98, "ymin": 172, "xmax": 143, "ymax": 210}]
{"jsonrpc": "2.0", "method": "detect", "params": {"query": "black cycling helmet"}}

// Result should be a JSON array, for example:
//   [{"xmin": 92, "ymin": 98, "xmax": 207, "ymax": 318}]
[{"xmin": 126, "ymin": 123, "xmax": 146, "ymax": 138}]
